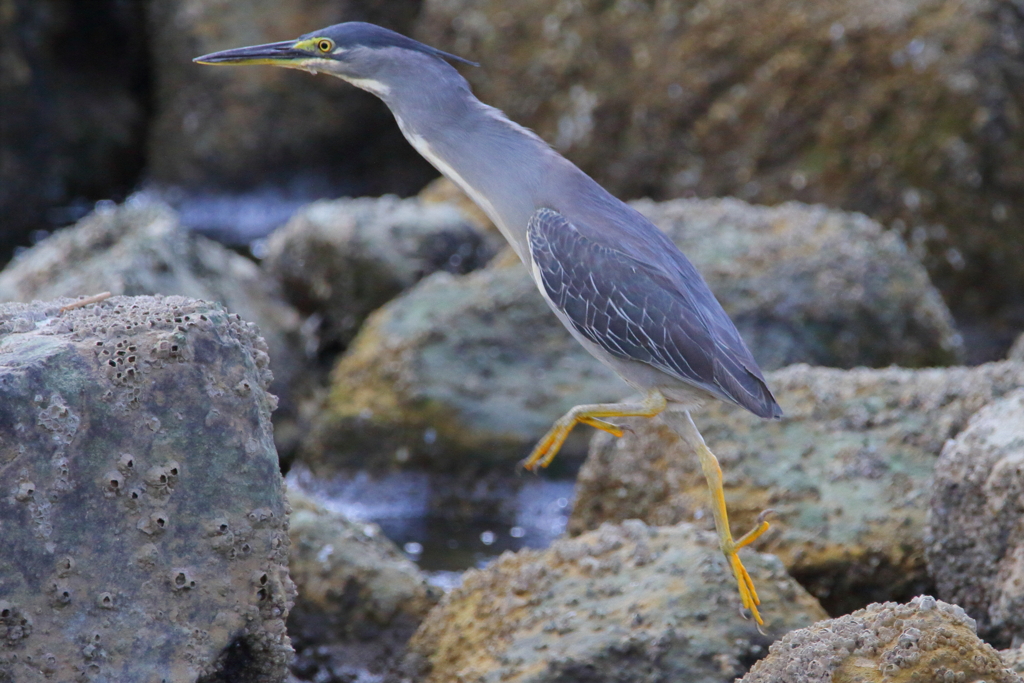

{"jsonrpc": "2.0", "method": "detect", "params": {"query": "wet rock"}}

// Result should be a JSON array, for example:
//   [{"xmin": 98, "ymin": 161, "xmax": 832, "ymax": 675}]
[
  {"xmin": 926, "ymin": 388, "xmax": 1024, "ymax": 648},
  {"xmin": 569, "ymin": 362, "xmax": 1024, "ymax": 616},
  {"xmin": 263, "ymin": 195, "xmax": 500, "ymax": 355},
  {"xmin": 739, "ymin": 595, "xmax": 1020, "ymax": 682},
  {"xmin": 0, "ymin": 296, "xmax": 293, "ymax": 682},
  {"xmin": 302, "ymin": 197, "xmax": 959, "ymax": 474},
  {"xmin": 404, "ymin": 521, "xmax": 827, "ymax": 683},
  {"xmin": 286, "ymin": 484, "xmax": 438, "ymax": 680},
  {"xmin": 0, "ymin": 0, "xmax": 149, "ymax": 259},
  {"xmin": 146, "ymin": 0, "xmax": 433, "ymax": 196},
  {"xmin": 0, "ymin": 197, "xmax": 307, "ymax": 453},
  {"xmin": 417, "ymin": 0, "xmax": 1024, "ymax": 328}
]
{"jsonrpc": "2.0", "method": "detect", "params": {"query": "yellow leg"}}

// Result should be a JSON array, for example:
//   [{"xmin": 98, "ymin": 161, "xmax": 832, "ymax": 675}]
[
  {"xmin": 673, "ymin": 411, "xmax": 770, "ymax": 627},
  {"xmin": 521, "ymin": 390, "xmax": 667, "ymax": 471}
]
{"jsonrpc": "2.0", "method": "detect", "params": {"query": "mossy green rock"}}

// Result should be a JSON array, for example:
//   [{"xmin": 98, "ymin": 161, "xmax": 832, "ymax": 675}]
[
  {"xmin": 304, "ymin": 198, "xmax": 959, "ymax": 473},
  {"xmin": 0, "ymin": 296, "xmax": 293, "ymax": 682},
  {"xmin": 570, "ymin": 362, "xmax": 1024, "ymax": 615}
]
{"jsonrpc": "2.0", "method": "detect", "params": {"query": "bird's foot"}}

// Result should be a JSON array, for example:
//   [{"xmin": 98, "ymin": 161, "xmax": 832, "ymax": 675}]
[
  {"xmin": 520, "ymin": 418, "xmax": 574, "ymax": 472},
  {"xmin": 726, "ymin": 544, "xmax": 763, "ymax": 627},
  {"xmin": 578, "ymin": 416, "xmax": 625, "ymax": 437}
]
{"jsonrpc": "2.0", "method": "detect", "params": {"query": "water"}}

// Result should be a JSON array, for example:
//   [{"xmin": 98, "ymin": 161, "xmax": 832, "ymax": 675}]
[{"xmin": 287, "ymin": 466, "xmax": 575, "ymax": 577}]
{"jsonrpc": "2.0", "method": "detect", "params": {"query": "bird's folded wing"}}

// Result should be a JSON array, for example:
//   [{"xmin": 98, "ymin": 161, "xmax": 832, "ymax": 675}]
[{"xmin": 527, "ymin": 207, "xmax": 781, "ymax": 419}]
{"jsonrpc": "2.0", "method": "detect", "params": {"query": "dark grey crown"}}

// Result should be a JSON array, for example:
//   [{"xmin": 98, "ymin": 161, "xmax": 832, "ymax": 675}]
[{"xmin": 303, "ymin": 22, "xmax": 477, "ymax": 66}]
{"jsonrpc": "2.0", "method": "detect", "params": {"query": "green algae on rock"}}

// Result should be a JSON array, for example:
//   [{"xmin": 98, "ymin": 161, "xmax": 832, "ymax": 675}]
[
  {"xmin": 0, "ymin": 296, "xmax": 293, "ymax": 682},
  {"xmin": 303, "ymin": 197, "xmax": 959, "ymax": 474},
  {"xmin": 570, "ymin": 362, "xmax": 1024, "ymax": 615}
]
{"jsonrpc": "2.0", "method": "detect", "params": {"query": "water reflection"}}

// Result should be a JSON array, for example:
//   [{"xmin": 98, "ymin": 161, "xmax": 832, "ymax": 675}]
[{"xmin": 287, "ymin": 465, "xmax": 574, "ymax": 577}]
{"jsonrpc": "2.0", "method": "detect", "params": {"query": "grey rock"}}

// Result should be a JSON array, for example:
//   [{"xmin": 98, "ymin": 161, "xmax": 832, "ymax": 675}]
[
  {"xmin": 927, "ymin": 388, "xmax": 1024, "ymax": 648},
  {"xmin": 569, "ymin": 362, "xmax": 1024, "ymax": 616},
  {"xmin": 1004, "ymin": 646, "xmax": 1024, "ymax": 673},
  {"xmin": 0, "ymin": 296, "xmax": 293, "ymax": 682},
  {"xmin": 0, "ymin": 0, "xmax": 148, "ymax": 257},
  {"xmin": 417, "ymin": 0, "xmax": 1024, "ymax": 326},
  {"xmin": 145, "ymin": 0, "xmax": 431, "ymax": 195},
  {"xmin": 1009, "ymin": 332, "xmax": 1024, "ymax": 362},
  {"xmin": 263, "ymin": 195, "xmax": 500, "ymax": 354},
  {"xmin": 740, "ymin": 596, "xmax": 1020, "ymax": 683},
  {"xmin": 0, "ymin": 198, "xmax": 306, "ymax": 451},
  {"xmin": 286, "ymin": 484, "xmax": 438, "ymax": 679},
  {"xmin": 302, "ymin": 197, "xmax": 960, "ymax": 474},
  {"xmin": 406, "ymin": 521, "xmax": 827, "ymax": 683}
]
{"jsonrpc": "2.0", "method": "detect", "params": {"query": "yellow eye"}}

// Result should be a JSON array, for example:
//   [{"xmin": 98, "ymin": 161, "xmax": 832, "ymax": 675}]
[{"xmin": 317, "ymin": 39, "xmax": 334, "ymax": 53}]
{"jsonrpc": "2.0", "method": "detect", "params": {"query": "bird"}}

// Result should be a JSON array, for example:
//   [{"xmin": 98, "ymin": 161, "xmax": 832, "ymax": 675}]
[{"xmin": 195, "ymin": 22, "xmax": 783, "ymax": 625}]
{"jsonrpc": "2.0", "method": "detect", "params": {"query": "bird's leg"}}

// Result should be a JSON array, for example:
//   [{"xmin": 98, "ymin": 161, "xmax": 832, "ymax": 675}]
[
  {"xmin": 521, "ymin": 390, "xmax": 667, "ymax": 471},
  {"xmin": 674, "ymin": 411, "xmax": 768, "ymax": 627}
]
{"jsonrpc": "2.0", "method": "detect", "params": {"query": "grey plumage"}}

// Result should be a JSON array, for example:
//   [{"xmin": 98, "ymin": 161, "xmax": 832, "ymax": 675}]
[{"xmin": 527, "ymin": 207, "xmax": 781, "ymax": 419}]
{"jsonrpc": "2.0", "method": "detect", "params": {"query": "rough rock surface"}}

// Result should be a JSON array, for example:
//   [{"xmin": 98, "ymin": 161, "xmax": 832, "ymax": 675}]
[
  {"xmin": 1005, "ymin": 646, "xmax": 1024, "ymax": 673},
  {"xmin": 0, "ymin": 296, "xmax": 293, "ymax": 682},
  {"xmin": 0, "ymin": 0, "xmax": 148, "ymax": 257},
  {"xmin": 739, "ymin": 595, "xmax": 1021, "ymax": 682},
  {"xmin": 303, "ymin": 197, "xmax": 960, "ymax": 473},
  {"xmin": 404, "ymin": 521, "xmax": 827, "ymax": 683},
  {"xmin": 263, "ymin": 195, "xmax": 500, "ymax": 355},
  {"xmin": 286, "ymin": 484, "xmax": 438, "ymax": 680},
  {"xmin": 417, "ymin": 0, "xmax": 1024, "ymax": 325},
  {"xmin": 146, "ymin": 0, "xmax": 434, "ymax": 196},
  {"xmin": 569, "ymin": 362, "xmax": 1024, "ymax": 616},
  {"xmin": 926, "ymin": 388, "xmax": 1024, "ymax": 648},
  {"xmin": 0, "ymin": 198, "xmax": 307, "ymax": 450}
]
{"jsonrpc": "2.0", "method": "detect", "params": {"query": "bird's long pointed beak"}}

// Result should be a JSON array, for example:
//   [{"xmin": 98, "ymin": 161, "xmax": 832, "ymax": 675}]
[{"xmin": 193, "ymin": 40, "xmax": 306, "ymax": 66}]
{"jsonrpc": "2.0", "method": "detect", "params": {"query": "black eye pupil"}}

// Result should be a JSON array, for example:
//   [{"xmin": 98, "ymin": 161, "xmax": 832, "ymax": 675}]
[{"xmin": 319, "ymin": 41, "xmax": 330, "ymax": 51}]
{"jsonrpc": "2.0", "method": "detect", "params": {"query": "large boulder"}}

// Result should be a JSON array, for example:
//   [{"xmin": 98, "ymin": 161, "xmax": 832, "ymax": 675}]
[
  {"xmin": 404, "ymin": 521, "xmax": 827, "ymax": 683},
  {"xmin": 286, "ymin": 484, "xmax": 438, "ymax": 681},
  {"xmin": 262, "ymin": 195, "xmax": 500, "ymax": 355},
  {"xmin": 569, "ymin": 362, "xmax": 1024, "ymax": 616},
  {"xmin": 0, "ymin": 198, "xmax": 307, "ymax": 452},
  {"xmin": 926, "ymin": 388, "xmax": 1024, "ymax": 648},
  {"xmin": 0, "ymin": 0, "xmax": 148, "ymax": 258},
  {"xmin": 0, "ymin": 296, "xmax": 293, "ymax": 681},
  {"xmin": 740, "ymin": 596, "xmax": 1021, "ymax": 683},
  {"xmin": 145, "ymin": 0, "xmax": 434, "ymax": 197},
  {"xmin": 417, "ymin": 0, "xmax": 1024, "ymax": 326},
  {"xmin": 301, "ymin": 197, "xmax": 960, "ymax": 474}
]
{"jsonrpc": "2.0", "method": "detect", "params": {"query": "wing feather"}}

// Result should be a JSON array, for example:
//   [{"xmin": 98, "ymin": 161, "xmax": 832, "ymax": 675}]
[{"xmin": 527, "ymin": 207, "xmax": 781, "ymax": 419}]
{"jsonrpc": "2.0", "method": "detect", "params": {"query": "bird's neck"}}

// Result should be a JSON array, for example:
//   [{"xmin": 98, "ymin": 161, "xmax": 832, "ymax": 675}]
[{"xmin": 380, "ymin": 79, "xmax": 552, "ymax": 261}]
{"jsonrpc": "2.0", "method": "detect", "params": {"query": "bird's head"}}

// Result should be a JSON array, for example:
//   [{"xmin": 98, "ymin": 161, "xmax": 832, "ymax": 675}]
[{"xmin": 193, "ymin": 22, "xmax": 476, "ymax": 97}]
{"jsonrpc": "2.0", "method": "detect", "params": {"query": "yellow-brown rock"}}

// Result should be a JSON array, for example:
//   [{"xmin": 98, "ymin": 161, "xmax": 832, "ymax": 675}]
[{"xmin": 406, "ymin": 521, "xmax": 827, "ymax": 683}]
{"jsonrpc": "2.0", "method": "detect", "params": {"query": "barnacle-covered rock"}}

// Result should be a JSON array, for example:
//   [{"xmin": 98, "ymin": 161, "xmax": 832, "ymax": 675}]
[
  {"xmin": 404, "ymin": 521, "xmax": 826, "ymax": 683},
  {"xmin": 740, "ymin": 596, "xmax": 1021, "ymax": 682},
  {"xmin": 570, "ymin": 362, "xmax": 1024, "ymax": 615},
  {"xmin": 0, "ymin": 296, "xmax": 293, "ymax": 682},
  {"xmin": 927, "ymin": 388, "xmax": 1024, "ymax": 647},
  {"xmin": 0, "ymin": 197, "xmax": 306, "ymax": 454}
]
